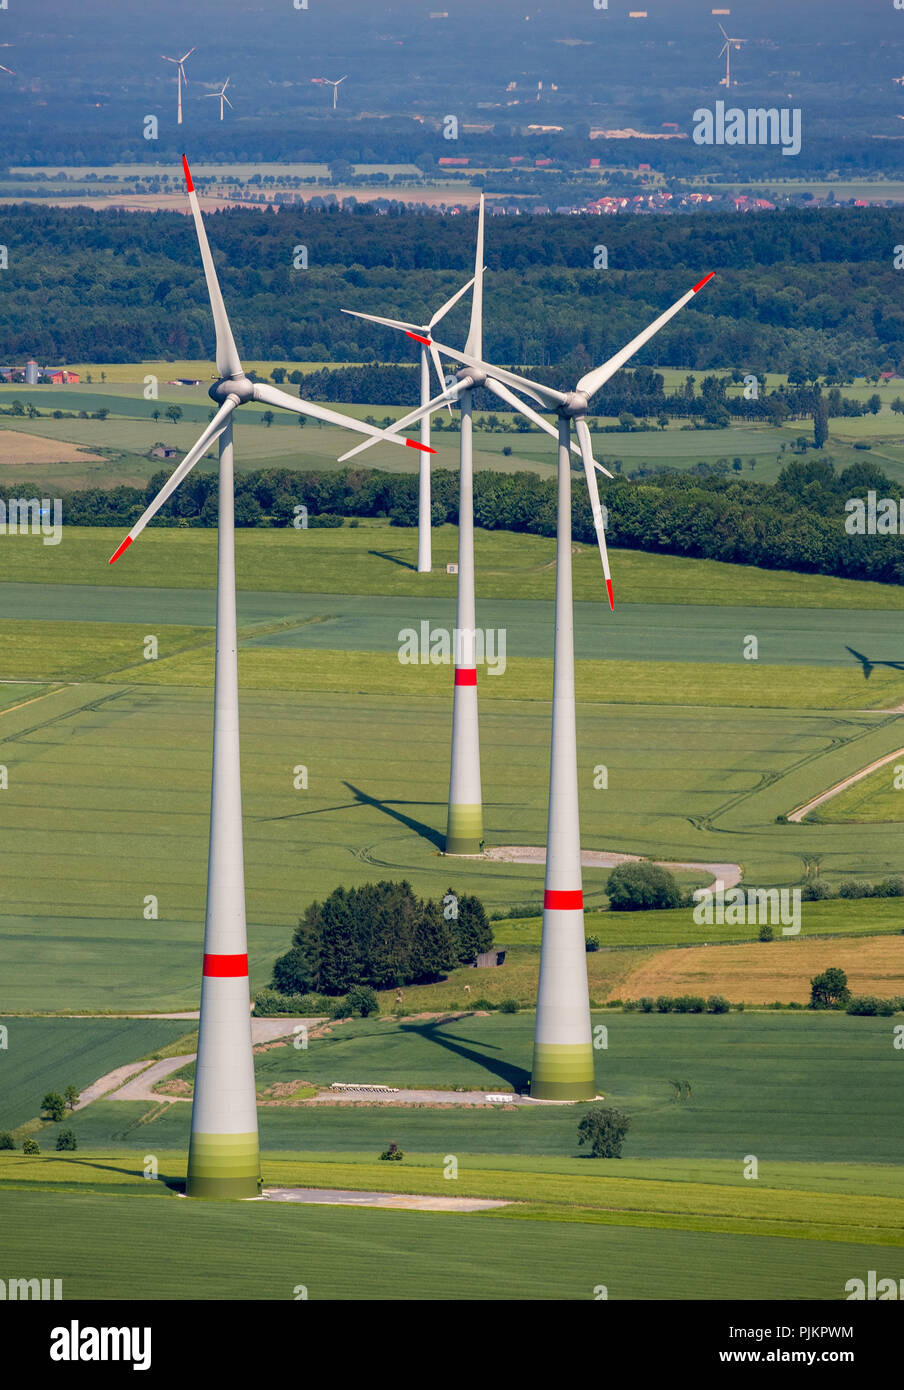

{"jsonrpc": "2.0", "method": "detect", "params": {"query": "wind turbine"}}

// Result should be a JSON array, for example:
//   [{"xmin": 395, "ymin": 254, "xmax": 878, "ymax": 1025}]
[
  {"xmin": 340, "ymin": 273, "xmax": 477, "ymax": 573},
  {"xmin": 315, "ymin": 74, "xmax": 347, "ymax": 109},
  {"xmin": 0, "ymin": 65, "xmax": 16, "ymax": 76},
  {"xmin": 204, "ymin": 77, "xmax": 233, "ymax": 121},
  {"xmin": 349, "ymin": 272, "xmax": 715, "ymax": 1095},
  {"xmin": 717, "ymin": 23, "xmax": 746, "ymax": 87},
  {"xmin": 107, "ymin": 156, "xmax": 435, "ymax": 1197},
  {"xmin": 338, "ymin": 199, "xmax": 490, "ymax": 853},
  {"xmin": 162, "ymin": 46, "xmax": 195, "ymax": 124}
]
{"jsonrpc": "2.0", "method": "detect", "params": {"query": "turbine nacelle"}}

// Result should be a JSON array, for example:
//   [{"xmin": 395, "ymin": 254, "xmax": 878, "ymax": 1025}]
[
  {"xmin": 209, "ymin": 376, "xmax": 255, "ymax": 404},
  {"xmin": 455, "ymin": 365, "xmax": 486, "ymax": 389},
  {"xmin": 558, "ymin": 391, "xmax": 591, "ymax": 419}
]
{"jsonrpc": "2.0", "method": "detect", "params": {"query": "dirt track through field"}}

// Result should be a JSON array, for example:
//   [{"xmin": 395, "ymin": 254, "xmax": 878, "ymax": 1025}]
[
  {"xmin": 485, "ymin": 846, "xmax": 742, "ymax": 889},
  {"xmin": 788, "ymin": 747, "xmax": 904, "ymax": 821}
]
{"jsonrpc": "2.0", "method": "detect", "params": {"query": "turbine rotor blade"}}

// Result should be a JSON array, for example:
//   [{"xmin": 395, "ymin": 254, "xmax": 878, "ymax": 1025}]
[
  {"xmin": 428, "ymin": 273, "xmax": 477, "ymax": 330},
  {"xmin": 340, "ymin": 307, "xmax": 421, "ymax": 333},
  {"xmin": 182, "ymin": 155, "xmax": 244, "ymax": 379},
  {"xmin": 464, "ymin": 194, "xmax": 485, "ymax": 358},
  {"xmin": 252, "ymin": 381, "xmax": 438, "ymax": 453},
  {"xmin": 428, "ymin": 338, "xmax": 567, "ymax": 408},
  {"xmin": 575, "ymin": 417, "xmax": 613, "ymax": 610},
  {"xmin": 109, "ymin": 398, "xmax": 238, "ymax": 562},
  {"xmin": 483, "ymin": 377, "xmax": 569, "ymax": 449},
  {"xmin": 576, "ymin": 272, "xmax": 715, "ymax": 400},
  {"xmin": 428, "ymin": 342, "xmax": 452, "ymax": 412},
  {"xmin": 334, "ymin": 381, "xmax": 468, "ymax": 463}
]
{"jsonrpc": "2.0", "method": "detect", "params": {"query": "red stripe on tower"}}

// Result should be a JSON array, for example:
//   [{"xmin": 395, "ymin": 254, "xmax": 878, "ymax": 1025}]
[
  {"xmin": 454, "ymin": 668, "xmax": 477, "ymax": 686},
  {"xmin": 182, "ymin": 155, "xmax": 195, "ymax": 193},
  {"xmin": 202, "ymin": 953, "xmax": 248, "ymax": 977},
  {"xmin": 692, "ymin": 272, "xmax": 715, "ymax": 294},
  {"xmin": 544, "ymin": 889, "xmax": 583, "ymax": 910}
]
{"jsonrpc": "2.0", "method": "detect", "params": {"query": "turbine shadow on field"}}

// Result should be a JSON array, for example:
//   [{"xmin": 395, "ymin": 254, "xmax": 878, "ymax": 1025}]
[
  {"xmin": 369, "ymin": 549, "xmax": 417, "ymax": 571},
  {"xmin": 399, "ymin": 1020, "xmax": 531, "ymax": 1092},
  {"xmin": 846, "ymin": 646, "xmax": 904, "ymax": 679},
  {"xmin": 47, "ymin": 1155, "xmax": 182, "ymax": 1187},
  {"xmin": 343, "ymin": 781, "xmax": 445, "ymax": 849}
]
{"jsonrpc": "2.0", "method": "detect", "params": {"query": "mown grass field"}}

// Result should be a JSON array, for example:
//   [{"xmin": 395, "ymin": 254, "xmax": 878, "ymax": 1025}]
[
  {"xmin": 3, "ymin": 671, "xmax": 904, "ymax": 1009},
  {"xmin": 6, "ymin": 523, "xmax": 904, "ymax": 610},
  {"xmin": 813, "ymin": 760, "xmax": 904, "ymax": 824},
  {"xmin": 499, "ymin": 897, "xmax": 904, "ymax": 948},
  {"xmin": 1, "ymin": 1005, "xmax": 898, "ymax": 1300},
  {"xmin": 0, "ymin": 1017, "xmax": 191, "ymax": 1130},
  {"xmin": 1, "ymin": 1187, "xmax": 895, "ymax": 1299}
]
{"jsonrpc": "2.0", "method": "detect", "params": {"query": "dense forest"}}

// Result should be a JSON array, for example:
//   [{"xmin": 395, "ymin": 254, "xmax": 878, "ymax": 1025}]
[
  {"xmin": 2, "ymin": 204, "xmax": 904, "ymax": 378},
  {"xmin": 60, "ymin": 457, "xmax": 904, "ymax": 588}
]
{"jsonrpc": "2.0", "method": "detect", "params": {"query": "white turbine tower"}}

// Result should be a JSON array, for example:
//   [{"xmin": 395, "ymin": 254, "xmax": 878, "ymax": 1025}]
[
  {"xmin": 340, "ymin": 273, "xmax": 477, "ymax": 572},
  {"xmin": 162, "ymin": 46, "xmax": 195, "ymax": 125},
  {"xmin": 107, "ymin": 156, "xmax": 435, "ymax": 1197},
  {"xmin": 354, "ymin": 272, "xmax": 716, "ymax": 1095},
  {"xmin": 338, "ymin": 197, "xmax": 489, "ymax": 855},
  {"xmin": 205, "ymin": 77, "xmax": 233, "ymax": 121},
  {"xmin": 718, "ymin": 23, "xmax": 746, "ymax": 88},
  {"xmin": 315, "ymin": 74, "xmax": 347, "ymax": 109}
]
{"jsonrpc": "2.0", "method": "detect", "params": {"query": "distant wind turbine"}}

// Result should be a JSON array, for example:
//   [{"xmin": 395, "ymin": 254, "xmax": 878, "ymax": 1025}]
[
  {"xmin": 162, "ymin": 46, "xmax": 195, "ymax": 124},
  {"xmin": 313, "ymin": 74, "xmax": 347, "ymax": 109},
  {"xmin": 0, "ymin": 65, "xmax": 16, "ymax": 76},
  {"xmin": 717, "ymin": 23, "xmax": 746, "ymax": 87},
  {"xmin": 204, "ymin": 77, "xmax": 233, "ymax": 121}
]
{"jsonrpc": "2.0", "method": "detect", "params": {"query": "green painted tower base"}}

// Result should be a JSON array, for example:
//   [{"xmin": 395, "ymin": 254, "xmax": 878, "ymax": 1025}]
[
  {"xmin": 530, "ymin": 1042, "xmax": 596, "ymax": 1101},
  {"xmin": 445, "ymin": 803, "xmax": 483, "ymax": 856},
  {"xmin": 187, "ymin": 1131, "xmax": 261, "ymax": 1199}
]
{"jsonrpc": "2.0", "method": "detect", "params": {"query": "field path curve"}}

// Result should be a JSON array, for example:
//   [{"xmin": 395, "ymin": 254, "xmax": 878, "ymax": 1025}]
[
  {"xmin": 485, "ymin": 846, "xmax": 741, "ymax": 889},
  {"xmin": 787, "ymin": 746, "xmax": 904, "ymax": 822}
]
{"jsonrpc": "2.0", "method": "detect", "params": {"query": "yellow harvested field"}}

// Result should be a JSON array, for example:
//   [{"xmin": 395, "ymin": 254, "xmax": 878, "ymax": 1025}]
[
  {"xmin": 620, "ymin": 936, "xmax": 904, "ymax": 1004},
  {"xmin": 0, "ymin": 431, "xmax": 108, "ymax": 467}
]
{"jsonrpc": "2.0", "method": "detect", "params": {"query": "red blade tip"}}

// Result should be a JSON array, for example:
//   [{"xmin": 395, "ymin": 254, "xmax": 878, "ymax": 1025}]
[
  {"xmin": 181, "ymin": 155, "xmax": 194, "ymax": 193},
  {"xmin": 605, "ymin": 578, "xmax": 615, "ymax": 611},
  {"xmin": 692, "ymin": 271, "xmax": 715, "ymax": 294},
  {"xmin": 109, "ymin": 535, "xmax": 133, "ymax": 565},
  {"xmin": 405, "ymin": 330, "xmax": 432, "ymax": 345},
  {"xmin": 405, "ymin": 438, "xmax": 436, "ymax": 454}
]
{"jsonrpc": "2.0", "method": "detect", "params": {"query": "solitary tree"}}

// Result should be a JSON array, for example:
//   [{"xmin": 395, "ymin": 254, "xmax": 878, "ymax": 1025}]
[
  {"xmin": 809, "ymin": 967, "xmax": 851, "ymax": 1010},
  {"xmin": 64, "ymin": 1085, "xmax": 79, "ymax": 1111},
  {"xmin": 41, "ymin": 1092, "xmax": 66, "ymax": 1123},
  {"xmin": 577, "ymin": 1107, "xmax": 631, "ymax": 1158},
  {"xmin": 607, "ymin": 862, "xmax": 680, "ymax": 912}
]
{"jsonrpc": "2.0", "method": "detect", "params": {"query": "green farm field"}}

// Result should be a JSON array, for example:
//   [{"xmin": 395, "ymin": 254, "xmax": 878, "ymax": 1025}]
[
  {"xmin": 1, "ymin": 1011, "xmax": 900, "ymax": 1300},
  {"xmin": 6, "ymin": 378, "xmax": 904, "ymax": 490},
  {"xmin": 1, "ymin": 1187, "xmax": 895, "ymax": 1300},
  {"xmin": 3, "ymin": 677, "xmax": 904, "ymax": 1009},
  {"xmin": 0, "ymin": 1017, "xmax": 192, "ymax": 1130},
  {"xmin": 3, "ymin": 531, "xmax": 904, "ymax": 1010},
  {"xmin": 6, "ymin": 523, "xmax": 904, "ymax": 609},
  {"xmin": 812, "ymin": 760, "xmax": 904, "ymax": 824}
]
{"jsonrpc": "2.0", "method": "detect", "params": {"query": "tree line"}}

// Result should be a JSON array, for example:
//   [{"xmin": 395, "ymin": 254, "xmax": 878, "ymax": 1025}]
[{"xmin": 1, "ymin": 203, "xmax": 904, "ymax": 375}]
